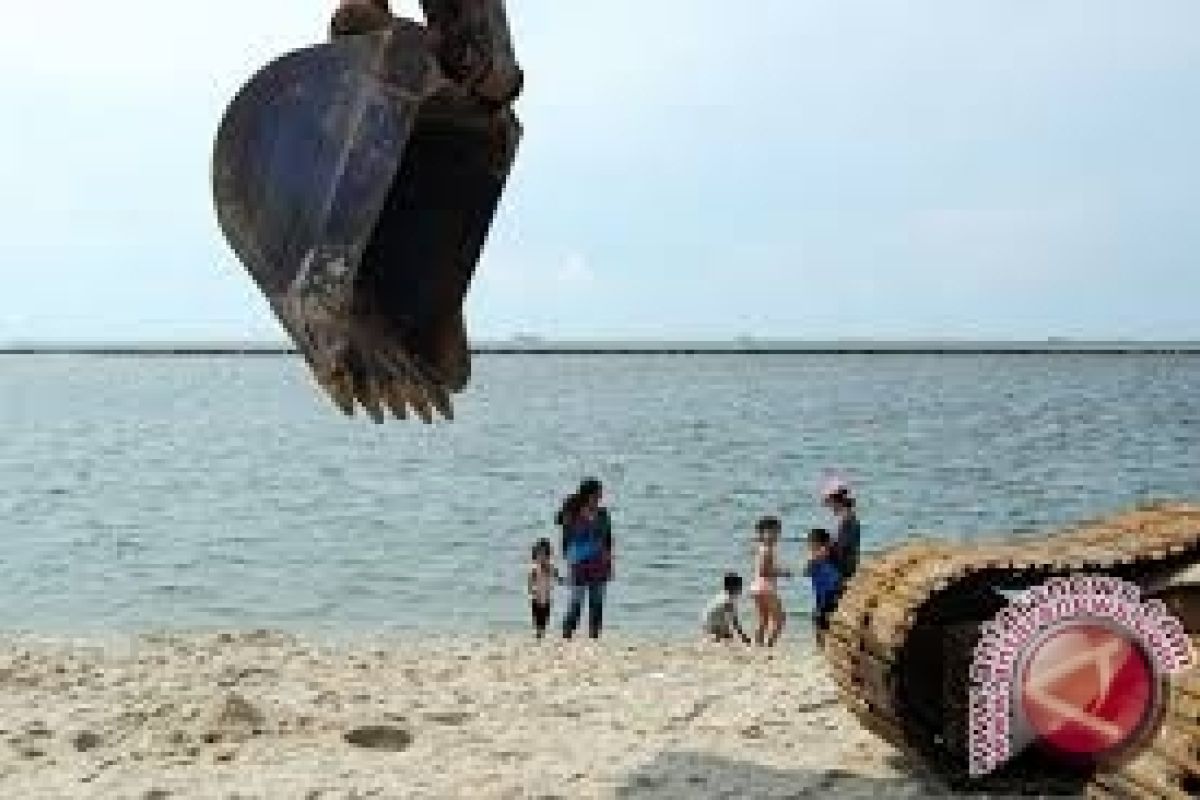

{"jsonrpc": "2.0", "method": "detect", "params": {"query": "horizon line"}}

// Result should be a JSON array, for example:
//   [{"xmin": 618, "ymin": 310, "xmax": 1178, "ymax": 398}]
[
  {"xmin": 3, "ymin": 336, "xmax": 1200, "ymax": 345},
  {"xmin": 2, "ymin": 337, "xmax": 1199, "ymax": 356}
]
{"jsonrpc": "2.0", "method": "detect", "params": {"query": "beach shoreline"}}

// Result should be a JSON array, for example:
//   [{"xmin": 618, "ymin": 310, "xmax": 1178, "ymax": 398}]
[{"xmin": 0, "ymin": 630, "xmax": 952, "ymax": 799}]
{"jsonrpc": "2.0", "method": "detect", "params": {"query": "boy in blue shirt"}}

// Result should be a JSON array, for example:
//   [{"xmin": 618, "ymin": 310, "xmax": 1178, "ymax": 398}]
[{"xmin": 805, "ymin": 528, "xmax": 843, "ymax": 646}]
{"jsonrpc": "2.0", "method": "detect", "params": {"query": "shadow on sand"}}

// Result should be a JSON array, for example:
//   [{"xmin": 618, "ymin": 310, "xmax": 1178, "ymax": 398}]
[{"xmin": 612, "ymin": 751, "xmax": 1063, "ymax": 799}]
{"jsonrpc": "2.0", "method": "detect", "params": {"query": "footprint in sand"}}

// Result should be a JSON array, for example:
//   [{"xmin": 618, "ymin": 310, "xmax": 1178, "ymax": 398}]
[
  {"xmin": 72, "ymin": 730, "xmax": 103, "ymax": 752},
  {"xmin": 422, "ymin": 711, "xmax": 476, "ymax": 726},
  {"xmin": 343, "ymin": 725, "xmax": 414, "ymax": 752}
]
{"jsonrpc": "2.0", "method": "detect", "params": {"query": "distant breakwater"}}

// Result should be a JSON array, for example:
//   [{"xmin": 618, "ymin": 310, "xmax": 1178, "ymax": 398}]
[{"xmin": 3, "ymin": 344, "xmax": 1200, "ymax": 356}]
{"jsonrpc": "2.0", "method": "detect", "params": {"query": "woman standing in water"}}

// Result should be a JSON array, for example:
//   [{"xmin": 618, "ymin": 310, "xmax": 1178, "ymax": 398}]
[
  {"xmin": 821, "ymin": 478, "xmax": 862, "ymax": 582},
  {"xmin": 558, "ymin": 478, "xmax": 614, "ymax": 639}
]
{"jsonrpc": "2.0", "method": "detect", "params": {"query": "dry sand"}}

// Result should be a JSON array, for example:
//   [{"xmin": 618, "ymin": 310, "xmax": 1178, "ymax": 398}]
[{"xmin": 0, "ymin": 631, "xmax": 961, "ymax": 799}]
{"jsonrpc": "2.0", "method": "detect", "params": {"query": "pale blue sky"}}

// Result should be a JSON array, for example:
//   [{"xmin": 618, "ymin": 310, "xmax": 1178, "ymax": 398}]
[{"xmin": 1, "ymin": 1, "xmax": 1197, "ymax": 342}]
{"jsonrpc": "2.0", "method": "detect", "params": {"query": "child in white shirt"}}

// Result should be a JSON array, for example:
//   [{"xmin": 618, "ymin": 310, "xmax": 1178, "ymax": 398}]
[{"xmin": 702, "ymin": 572, "xmax": 751, "ymax": 644}]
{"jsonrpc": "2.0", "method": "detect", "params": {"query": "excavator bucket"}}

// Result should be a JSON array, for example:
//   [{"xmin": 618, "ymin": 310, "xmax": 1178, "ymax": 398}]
[{"xmin": 212, "ymin": 17, "xmax": 521, "ymax": 421}]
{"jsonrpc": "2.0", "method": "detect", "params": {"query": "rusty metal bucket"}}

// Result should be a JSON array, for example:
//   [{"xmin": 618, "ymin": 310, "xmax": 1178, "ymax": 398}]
[{"xmin": 212, "ymin": 18, "xmax": 521, "ymax": 421}]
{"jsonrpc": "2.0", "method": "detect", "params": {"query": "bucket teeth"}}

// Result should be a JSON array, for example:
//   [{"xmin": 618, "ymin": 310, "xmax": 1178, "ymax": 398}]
[
  {"xmin": 383, "ymin": 381, "xmax": 409, "ymax": 420},
  {"xmin": 322, "ymin": 370, "xmax": 356, "ymax": 417},
  {"xmin": 420, "ymin": 373, "xmax": 454, "ymax": 421},
  {"xmin": 358, "ymin": 377, "xmax": 386, "ymax": 425},
  {"xmin": 379, "ymin": 370, "xmax": 426, "ymax": 424},
  {"xmin": 405, "ymin": 385, "xmax": 435, "ymax": 425},
  {"xmin": 377, "ymin": 342, "xmax": 453, "ymax": 423}
]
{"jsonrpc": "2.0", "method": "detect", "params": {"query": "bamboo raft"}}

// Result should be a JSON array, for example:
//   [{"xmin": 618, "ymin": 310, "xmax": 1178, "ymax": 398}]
[{"xmin": 825, "ymin": 503, "xmax": 1200, "ymax": 797}]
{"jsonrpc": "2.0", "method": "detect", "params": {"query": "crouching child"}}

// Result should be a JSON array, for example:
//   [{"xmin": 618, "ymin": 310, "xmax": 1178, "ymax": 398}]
[{"xmin": 702, "ymin": 572, "xmax": 752, "ymax": 644}]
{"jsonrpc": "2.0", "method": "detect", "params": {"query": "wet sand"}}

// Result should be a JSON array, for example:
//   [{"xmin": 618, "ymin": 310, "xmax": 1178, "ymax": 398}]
[{"xmin": 0, "ymin": 632, "xmax": 956, "ymax": 799}]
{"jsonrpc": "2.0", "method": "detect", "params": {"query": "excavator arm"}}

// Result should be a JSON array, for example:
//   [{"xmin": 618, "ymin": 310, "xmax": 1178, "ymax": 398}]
[{"xmin": 417, "ymin": 0, "xmax": 523, "ymax": 106}]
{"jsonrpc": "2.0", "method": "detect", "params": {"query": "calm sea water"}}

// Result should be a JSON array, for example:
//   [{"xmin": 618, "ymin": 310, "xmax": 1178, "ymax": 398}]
[{"xmin": 0, "ymin": 354, "xmax": 1196, "ymax": 635}]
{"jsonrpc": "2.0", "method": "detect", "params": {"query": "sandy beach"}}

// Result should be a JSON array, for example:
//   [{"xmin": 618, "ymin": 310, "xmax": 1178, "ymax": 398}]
[{"xmin": 0, "ymin": 631, "xmax": 962, "ymax": 799}]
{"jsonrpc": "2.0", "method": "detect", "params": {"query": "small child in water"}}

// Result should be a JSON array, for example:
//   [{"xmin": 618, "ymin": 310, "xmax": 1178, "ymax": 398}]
[
  {"xmin": 749, "ymin": 516, "xmax": 792, "ymax": 646},
  {"xmin": 805, "ymin": 528, "xmax": 843, "ymax": 646},
  {"xmin": 702, "ymin": 572, "xmax": 751, "ymax": 644},
  {"xmin": 528, "ymin": 538, "xmax": 561, "ymax": 639}
]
